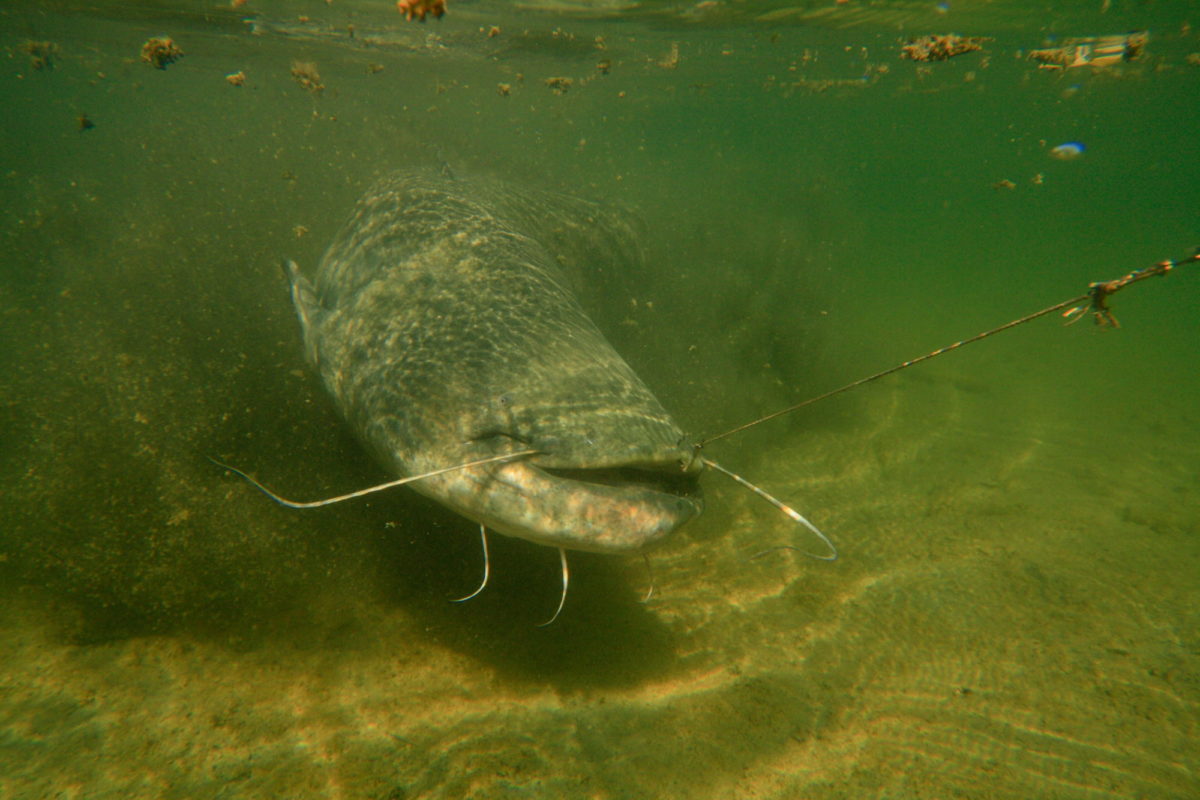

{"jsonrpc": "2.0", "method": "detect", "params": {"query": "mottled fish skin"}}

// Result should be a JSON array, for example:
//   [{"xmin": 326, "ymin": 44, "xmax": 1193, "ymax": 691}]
[{"xmin": 288, "ymin": 170, "xmax": 703, "ymax": 554}]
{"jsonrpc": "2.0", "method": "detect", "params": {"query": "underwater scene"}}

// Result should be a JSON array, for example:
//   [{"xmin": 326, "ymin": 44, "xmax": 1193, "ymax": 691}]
[{"xmin": 1, "ymin": 0, "xmax": 1197, "ymax": 797}]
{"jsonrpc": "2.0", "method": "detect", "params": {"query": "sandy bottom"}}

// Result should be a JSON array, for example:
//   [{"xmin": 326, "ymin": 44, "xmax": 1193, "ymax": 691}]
[{"xmin": 3, "ymin": 367, "xmax": 1196, "ymax": 800}]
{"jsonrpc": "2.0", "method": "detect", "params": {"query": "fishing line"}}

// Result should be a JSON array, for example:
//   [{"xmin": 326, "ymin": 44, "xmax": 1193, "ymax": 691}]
[{"xmin": 695, "ymin": 250, "xmax": 1198, "ymax": 450}]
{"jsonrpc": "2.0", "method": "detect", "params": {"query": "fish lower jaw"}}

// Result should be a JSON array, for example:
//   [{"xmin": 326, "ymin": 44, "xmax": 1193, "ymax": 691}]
[{"xmin": 431, "ymin": 461, "xmax": 702, "ymax": 555}]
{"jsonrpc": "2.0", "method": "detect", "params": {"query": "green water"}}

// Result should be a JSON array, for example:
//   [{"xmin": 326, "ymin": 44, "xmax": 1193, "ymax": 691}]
[{"xmin": 1, "ymin": 1, "xmax": 1197, "ymax": 797}]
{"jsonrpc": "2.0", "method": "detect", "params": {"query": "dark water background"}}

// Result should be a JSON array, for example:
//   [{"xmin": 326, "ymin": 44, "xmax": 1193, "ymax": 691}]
[{"xmin": 1, "ymin": 1, "xmax": 1197, "ymax": 798}]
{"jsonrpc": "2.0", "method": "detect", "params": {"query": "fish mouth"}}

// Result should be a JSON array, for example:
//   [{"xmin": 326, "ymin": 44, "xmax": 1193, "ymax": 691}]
[
  {"xmin": 540, "ymin": 464, "xmax": 702, "ymax": 504},
  {"xmin": 439, "ymin": 453, "xmax": 704, "ymax": 555}
]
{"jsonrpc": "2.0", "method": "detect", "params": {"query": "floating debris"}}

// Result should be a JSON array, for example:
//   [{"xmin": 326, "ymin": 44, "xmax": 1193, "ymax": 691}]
[
  {"xmin": 1029, "ymin": 32, "xmax": 1147, "ymax": 69},
  {"xmin": 141, "ymin": 36, "xmax": 183, "ymax": 70},
  {"xmin": 901, "ymin": 34, "xmax": 988, "ymax": 62},
  {"xmin": 396, "ymin": 0, "xmax": 446, "ymax": 22},
  {"xmin": 658, "ymin": 42, "xmax": 680, "ymax": 69},
  {"xmin": 290, "ymin": 61, "xmax": 324, "ymax": 94},
  {"xmin": 497, "ymin": 82, "xmax": 511, "ymax": 96},
  {"xmin": 225, "ymin": 71, "xmax": 246, "ymax": 87},
  {"xmin": 596, "ymin": 59, "xmax": 612, "ymax": 75},
  {"xmin": 775, "ymin": 76, "xmax": 877, "ymax": 95},
  {"xmin": 1050, "ymin": 141, "xmax": 1085, "ymax": 160},
  {"xmin": 77, "ymin": 113, "xmax": 95, "ymax": 132},
  {"xmin": 544, "ymin": 76, "xmax": 573, "ymax": 94},
  {"xmin": 992, "ymin": 179, "xmax": 1015, "ymax": 191},
  {"xmin": 21, "ymin": 40, "xmax": 58, "ymax": 71}
]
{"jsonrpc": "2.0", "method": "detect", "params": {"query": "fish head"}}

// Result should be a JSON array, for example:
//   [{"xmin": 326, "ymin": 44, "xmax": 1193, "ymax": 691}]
[
  {"xmin": 308, "ymin": 168, "xmax": 709, "ymax": 556},
  {"xmin": 407, "ymin": 379, "xmax": 705, "ymax": 555}
]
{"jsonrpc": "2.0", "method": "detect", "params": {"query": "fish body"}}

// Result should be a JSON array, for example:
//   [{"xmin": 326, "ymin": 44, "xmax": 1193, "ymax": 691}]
[{"xmin": 288, "ymin": 170, "xmax": 703, "ymax": 554}]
